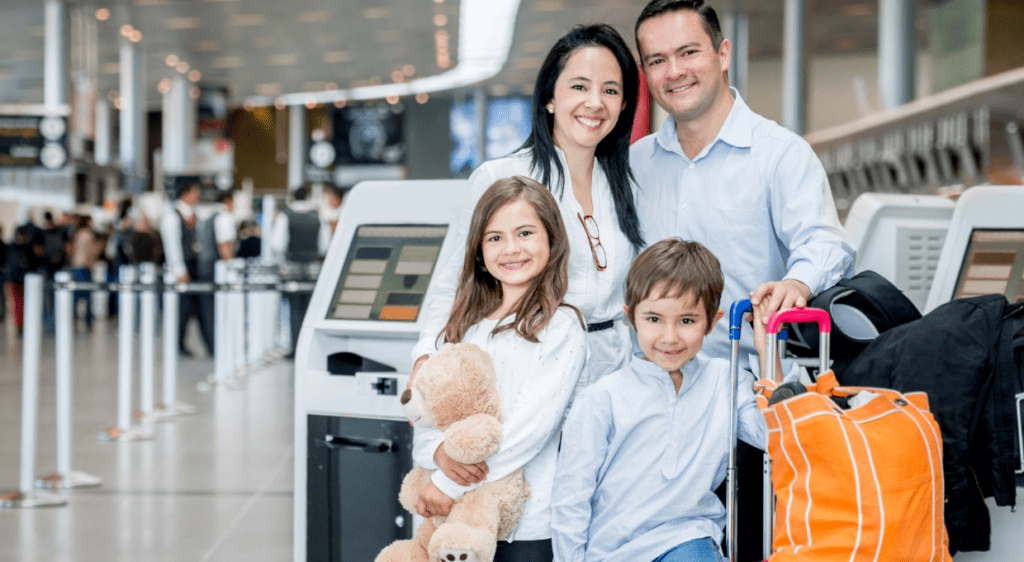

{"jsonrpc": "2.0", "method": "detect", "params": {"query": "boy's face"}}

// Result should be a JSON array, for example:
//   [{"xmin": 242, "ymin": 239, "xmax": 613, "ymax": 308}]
[{"xmin": 627, "ymin": 286, "xmax": 723, "ymax": 376}]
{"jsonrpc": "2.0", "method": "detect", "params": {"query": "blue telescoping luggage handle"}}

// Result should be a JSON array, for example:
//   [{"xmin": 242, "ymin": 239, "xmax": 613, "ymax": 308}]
[{"xmin": 729, "ymin": 298, "xmax": 787, "ymax": 341}]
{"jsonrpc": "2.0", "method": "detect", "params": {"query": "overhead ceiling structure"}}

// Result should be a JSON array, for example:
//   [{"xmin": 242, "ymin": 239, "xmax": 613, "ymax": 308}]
[{"xmin": 0, "ymin": 0, "xmax": 935, "ymax": 109}]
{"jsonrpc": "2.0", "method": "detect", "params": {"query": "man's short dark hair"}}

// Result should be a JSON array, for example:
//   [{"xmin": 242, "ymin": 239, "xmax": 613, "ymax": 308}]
[
  {"xmin": 217, "ymin": 190, "xmax": 233, "ymax": 204},
  {"xmin": 635, "ymin": 0, "xmax": 725, "ymax": 56},
  {"xmin": 292, "ymin": 187, "xmax": 308, "ymax": 201}
]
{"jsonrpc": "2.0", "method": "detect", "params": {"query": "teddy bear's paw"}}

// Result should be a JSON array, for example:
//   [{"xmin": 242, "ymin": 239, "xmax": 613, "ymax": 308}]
[{"xmin": 437, "ymin": 549, "xmax": 478, "ymax": 562}]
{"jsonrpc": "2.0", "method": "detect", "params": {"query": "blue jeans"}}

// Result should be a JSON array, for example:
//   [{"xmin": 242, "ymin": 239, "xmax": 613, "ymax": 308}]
[{"xmin": 652, "ymin": 537, "xmax": 724, "ymax": 562}]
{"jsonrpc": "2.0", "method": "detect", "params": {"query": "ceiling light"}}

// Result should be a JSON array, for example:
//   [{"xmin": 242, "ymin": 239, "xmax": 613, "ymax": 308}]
[
  {"xmin": 434, "ymin": 0, "xmax": 444, "ymax": 3},
  {"xmin": 362, "ymin": 7, "xmax": 391, "ymax": 18},
  {"xmin": 189, "ymin": 70, "xmax": 202, "ymax": 82},
  {"xmin": 274, "ymin": 98, "xmax": 286, "ymax": 110},
  {"xmin": 386, "ymin": 95, "xmax": 400, "ymax": 105},
  {"xmin": 391, "ymin": 71, "xmax": 405, "ymax": 83},
  {"xmin": 166, "ymin": 54, "xmax": 179, "ymax": 67},
  {"xmin": 247, "ymin": 0, "xmax": 522, "ymax": 107},
  {"xmin": 193, "ymin": 40, "xmax": 222, "ymax": 51},
  {"xmin": 230, "ymin": 14, "xmax": 265, "ymax": 26},
  {"xmin": 164, "ymin": 17, "xmax": 199, "ymax": 29},
  {"xmin": 95, "ymin": 8, "xmax": 110, "ymax": 21},
  {"xmin": 211, "ymin": 56, "xmax": 244, "ymax": 69},
  {"xmin": 323, "ymin": 51, "xmax": 352, "ymax": 63},
  {"xmin": 415, "ymin": 93, "xmax": 429, "ymax": 104},
  {"xmin": 129, "ymin": 30, "xmax": 143, "ymax": 42},
  {"xmin": 325, "ymin": 82, "xmax": 338, "ymax": 91},
  {"xmin": 305, "ymin": 97, "xmax": 316, "ymax": 109},
  {"xmin": 433, "ymin": 14, "xmax": 448, "ymax": 26},
  {"xmin": 158, "ymin": 79, "xmax": 172, "ymax": 94},
  {"xmin": 176, "ymin": 62, "xmax": 190, "ymax": 73},
  {"xmin": 403, "ymin": 64, "xmax": 416, "ymax": 76},
  {"xmin": 190, "ymin": 87, "xmax": 201, "ymax": 99},
  {"xmin": 268, "ymin": 53, "xmax": 298, "ymax": 66},
  {"xmin": 255, "ymin": 83, "xmax": 282, "ymax": 96},
  {"xmin": 333, "ymin": 100, "xmax": 346, "ymax": 108},
  {"xmin": 243, "ymin": 100, "xmax": 255, "ymax": 111},
  {"xmin": 120, "ymin": 25, "xmax": 133, "ymax": 37},
  {"xmin": 114, "ymin": 98, "xmax": 123, "ymax": 109}
]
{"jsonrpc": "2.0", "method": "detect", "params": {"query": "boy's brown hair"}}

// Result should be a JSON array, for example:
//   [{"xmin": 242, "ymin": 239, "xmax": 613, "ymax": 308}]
[{"xmin": 624, "ymin": 238, "xmax": 724, "ymax": 328}]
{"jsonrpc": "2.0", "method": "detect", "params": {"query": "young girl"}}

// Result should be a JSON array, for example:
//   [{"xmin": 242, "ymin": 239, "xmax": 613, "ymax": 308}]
[{"xmin": 412, "ymin": 176, "xmax": 587, "ymax": 562}]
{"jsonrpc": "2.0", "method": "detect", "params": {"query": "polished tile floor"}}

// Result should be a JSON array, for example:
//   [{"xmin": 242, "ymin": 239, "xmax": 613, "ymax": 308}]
[{"xmin": 0, "ymin": 311, "xmax": 294, "ymax": 562}]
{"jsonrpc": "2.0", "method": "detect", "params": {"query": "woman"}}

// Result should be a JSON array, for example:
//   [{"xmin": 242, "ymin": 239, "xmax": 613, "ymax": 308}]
[{"xmin": 412, "ymin": 23, "xmax": 643, "ymax": 389}]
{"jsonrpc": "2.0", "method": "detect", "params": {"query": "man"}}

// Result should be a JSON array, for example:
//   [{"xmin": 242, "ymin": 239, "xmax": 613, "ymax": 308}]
[
  {"xmin": 630, "ymin": 0, "xmax": 854, "ymax": 369},
  {"xmin": 42, "ymin": 211, "xmax": 68, "ymax": 332},
  {"xmin": 196, "ymin": 190, "xmax": 237, "ymax": 353},
  {"xmin": 270, "ymin": 186, "xmax": 330, "ymax": 358},
  {"xmin": 321, "ymin": 185, "xmax": 343, "ymax": 234},
  {"xmin": 162, "ymin": 182, "xmax": 214, "ymax": 357}
]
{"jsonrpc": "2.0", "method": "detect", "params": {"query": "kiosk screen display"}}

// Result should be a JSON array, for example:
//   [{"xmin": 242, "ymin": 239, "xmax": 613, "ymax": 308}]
[
  {"xmin": 952, "ymin": 229, "xmax": 1024, "ymax": 303},
  {"xmin": 327, "ymin": 224, "xmax": 449, "ymax": 321}
]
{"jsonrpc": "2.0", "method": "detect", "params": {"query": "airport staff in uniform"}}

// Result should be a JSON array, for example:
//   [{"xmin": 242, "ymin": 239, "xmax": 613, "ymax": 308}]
[
  {"xmin": 630, "ymin": 0, "xmax": 855, "ymax": 369},
  {"xmin": 270, "ymin": 186, "xmax": 329, "ymax": 357},
  {"xmin": 162, "ymin": 182, "xmax": 215, "ymax": 357}
]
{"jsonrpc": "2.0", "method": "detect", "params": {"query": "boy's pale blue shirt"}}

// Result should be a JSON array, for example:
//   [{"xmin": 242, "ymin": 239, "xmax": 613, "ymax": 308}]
[{"xmin": 551, "ymin": 353, "xmax": 766, "ymax": 562}]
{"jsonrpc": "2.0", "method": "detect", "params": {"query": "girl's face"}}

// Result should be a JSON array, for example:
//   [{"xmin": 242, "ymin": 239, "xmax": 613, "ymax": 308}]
[
  {"xmin": 547, "ymin": 45, "xmax": 626, "ymax": 155},
  {"xmin": 481, "ymin": 198, "xmax": 550, "ymax": 302}
]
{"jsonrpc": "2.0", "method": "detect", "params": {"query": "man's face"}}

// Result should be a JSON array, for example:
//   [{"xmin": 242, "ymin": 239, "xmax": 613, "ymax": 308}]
[
  {"xmin": 638, "ymin": 9, "xmax": 730, "ymax": 125},
  {"xmin": 181, "ymin": 186, "xmax": 200, "ymax": 206}
]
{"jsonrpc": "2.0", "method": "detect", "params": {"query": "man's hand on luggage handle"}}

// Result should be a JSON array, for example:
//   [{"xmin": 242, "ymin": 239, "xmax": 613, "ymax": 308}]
[{"xmin": 750, "ymin": 279, "xmax": 811, "ymax": 325}]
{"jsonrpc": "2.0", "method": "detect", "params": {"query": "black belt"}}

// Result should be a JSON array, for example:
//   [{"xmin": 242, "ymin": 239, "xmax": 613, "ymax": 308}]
[{"xmin": 587, "ymin": 319, "xmax": 615, "ymax": 333}]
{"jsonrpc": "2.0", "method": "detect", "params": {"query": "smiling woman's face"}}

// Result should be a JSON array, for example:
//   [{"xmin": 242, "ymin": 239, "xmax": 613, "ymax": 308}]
[{"xmin": 546, "ymin": 45, "xmax": 626, "ymax": 155}]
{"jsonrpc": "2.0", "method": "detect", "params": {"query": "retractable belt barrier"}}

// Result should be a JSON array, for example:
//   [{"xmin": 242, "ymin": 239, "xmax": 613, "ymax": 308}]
[{"xmin": 2, "ymin": 260, "xmax": 318, "ymax": 510}]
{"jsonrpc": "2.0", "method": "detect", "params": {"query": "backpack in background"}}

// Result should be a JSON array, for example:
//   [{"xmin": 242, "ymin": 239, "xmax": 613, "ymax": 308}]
[{"xmin": 786, "ymin": 270, "xmax": 921, "ymax": 369}]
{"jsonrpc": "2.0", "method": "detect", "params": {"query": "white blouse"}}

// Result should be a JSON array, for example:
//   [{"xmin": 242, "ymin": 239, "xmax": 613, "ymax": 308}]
[
  {"xmin": 412, "ymin": 308, "xmax": 587, "ymax": 541},
  {"xmin": 412, "ymin": 148, "xmax": 636, "ymax": 385}
]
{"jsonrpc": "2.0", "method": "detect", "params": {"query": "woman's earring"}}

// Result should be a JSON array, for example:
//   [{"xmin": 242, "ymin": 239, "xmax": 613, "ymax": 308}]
[{"xmin": 547, "ymin": 106, "xmax": 554, "ymax": 114}]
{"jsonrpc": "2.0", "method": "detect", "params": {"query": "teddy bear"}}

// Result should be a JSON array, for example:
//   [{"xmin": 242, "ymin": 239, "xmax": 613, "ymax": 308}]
[{"xmin": 375, "ymin": 342, "xmax": 530, "ymax": 562}]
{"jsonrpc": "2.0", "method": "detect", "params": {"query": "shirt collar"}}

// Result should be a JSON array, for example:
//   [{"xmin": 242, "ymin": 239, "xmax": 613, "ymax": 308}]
[
  {"xmin": 630, "ymin": 352, "xmax": 705, "ymax": 392},
  {"xmin": 652, "ymin": 87, "xmax": 753, "ymax": 160}
]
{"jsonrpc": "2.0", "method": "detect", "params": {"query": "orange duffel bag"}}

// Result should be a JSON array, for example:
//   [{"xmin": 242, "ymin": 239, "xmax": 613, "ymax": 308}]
[{"xmin": 755, "ymin": 309, "xmax": 952, "ymax": 562}]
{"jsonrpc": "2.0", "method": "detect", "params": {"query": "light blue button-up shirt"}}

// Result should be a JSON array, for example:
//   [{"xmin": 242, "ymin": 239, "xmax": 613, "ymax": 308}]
[
  {"xmin": 630, "ymin": 91, "xmax": 855, "ymax": 369},
  {"xmin": 551, "ymin": 354, "xmax": 766, "ymax": 562}
]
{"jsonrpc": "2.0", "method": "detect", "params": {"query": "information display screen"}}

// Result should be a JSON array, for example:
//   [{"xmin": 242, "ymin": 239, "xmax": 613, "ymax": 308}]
[
  {"xmin": 952, "ymin": 229, "xmax": 1024, "ymax": 303},
  {"xmin": 327, "ymin": 224, "xmax": 449, "ymax": 321}
]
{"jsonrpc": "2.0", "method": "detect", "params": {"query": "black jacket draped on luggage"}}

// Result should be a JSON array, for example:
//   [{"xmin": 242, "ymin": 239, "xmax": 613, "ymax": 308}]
[{"xmin": 836, "ymin": 294, "xmax": 1022, "ymax": 554}]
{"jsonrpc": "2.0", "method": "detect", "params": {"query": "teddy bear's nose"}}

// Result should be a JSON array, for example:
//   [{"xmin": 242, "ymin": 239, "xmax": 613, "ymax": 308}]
[{"xmin": 400, "ymin": 389, "xmax": 412, "ymax": 405}]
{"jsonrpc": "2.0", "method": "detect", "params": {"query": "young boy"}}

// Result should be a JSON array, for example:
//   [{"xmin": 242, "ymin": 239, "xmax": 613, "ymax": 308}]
[{"xmin": 551, "ymin": 238, "xmax": 772, "ymax": 562}]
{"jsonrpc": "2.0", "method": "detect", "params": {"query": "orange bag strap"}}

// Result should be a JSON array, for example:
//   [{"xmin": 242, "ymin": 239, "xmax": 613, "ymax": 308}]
[{"xmin": 814, "ymin": 370, "xmax": 840, "ymax": 395}]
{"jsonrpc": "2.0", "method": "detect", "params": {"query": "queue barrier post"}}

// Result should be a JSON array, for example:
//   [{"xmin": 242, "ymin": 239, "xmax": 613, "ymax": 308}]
[
  {"xmin": 200, "ymin": 261, "xmax": 241, "ymax": 391},
  {"xmin": 97, "ymin": 265, "xmax": 153, "ymax": 441},
  {"xmin": 246, "ymin": 260, "xmax": 264, "ymax": 366},
  {"xmin": 36, "ymin": 272, "xmax": 102, "ymax": 490},
  {"xmin": 230, "ymin": 259, "xmax": 247, "ymax": 376},
  {"xmin": 159, "ymin": 271, "xmax": 195, "ymax": 416},
  {"xmin": 0, "ymin": 274, "xmax": 67, "ymax": 507},
  {"xmin": 135, "ymin": 263, "xmax": 161, "ymax": 422}
]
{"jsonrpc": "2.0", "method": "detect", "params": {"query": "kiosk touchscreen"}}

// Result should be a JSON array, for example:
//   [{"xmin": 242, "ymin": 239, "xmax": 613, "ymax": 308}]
[
  {"xmin": 924, "ymin": 186, "xmax": 1024, "ymax": 312},
  {"xmin": 843, "ymin": 192, "xmax": 955, "ymax": 311},
  {"xmin": 293, "ymin": 179, "xmax": 468, "ymax": 562}
]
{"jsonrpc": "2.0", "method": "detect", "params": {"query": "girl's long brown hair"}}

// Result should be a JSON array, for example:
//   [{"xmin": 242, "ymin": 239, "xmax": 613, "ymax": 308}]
[{"xmin": 442, "ymin": 176, "xmax": 581, "ymax": 344}]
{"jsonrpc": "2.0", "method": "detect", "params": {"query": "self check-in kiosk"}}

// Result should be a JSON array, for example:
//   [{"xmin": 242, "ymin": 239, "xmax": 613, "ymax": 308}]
[
  {"xmin": 293, "ymin": 179, "xmax": 468, "ymax": 562},
  {"xmin": 919, "ymin": 186, "xmax": 1024, "ymax": 562}
]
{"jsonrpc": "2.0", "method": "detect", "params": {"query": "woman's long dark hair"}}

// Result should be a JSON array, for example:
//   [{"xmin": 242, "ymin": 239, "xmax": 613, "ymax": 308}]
[{"xmin": 520, "ymin": 23, "xmax": 645, "ymax": 252}]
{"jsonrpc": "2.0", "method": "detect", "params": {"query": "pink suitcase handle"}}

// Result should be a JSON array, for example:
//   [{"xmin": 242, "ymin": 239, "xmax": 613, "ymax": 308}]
[{"xmin": 767, "ymin": 307, "xmax": 831, "ymax": 335}]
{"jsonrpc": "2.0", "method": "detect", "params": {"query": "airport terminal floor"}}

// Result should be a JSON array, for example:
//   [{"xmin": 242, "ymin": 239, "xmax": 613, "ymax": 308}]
[{"xmin": 0, "ymin": 318, "xmax": 295, "ymax": 562}]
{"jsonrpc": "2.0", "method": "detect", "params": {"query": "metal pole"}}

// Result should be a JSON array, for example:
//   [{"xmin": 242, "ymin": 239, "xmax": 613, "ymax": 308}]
[
  {"xmin": 44, "ymin": 0, "xmax": 67, "ymax": 110},
  {"xmin": 782, "ymin": 0, "xmax": 806, "ymax": 134},
  {"xmin": 138, "ymin": 264, "xmax": 156, "ymax": 418},
  {"xmin": 878, "ymin": 0, "xmax": 915, "ymax": 111},
  {"xmin": 232, "ymin": 260, "xmax": 246, "ymax": 374},
  {"xmin": 161, "ymin": 272, "xmax": 195, "ymax": 416},
  {"xmin": 246, "ymin": 261, "xmax": 263, "ymax": 365},
  {"xmin": 288, "ymin": 106, "xmax": 306, "ymax": 191},
  {"xmin": 37, "ymin": 272, "xmax": 101, "ymax": 489},
  {"xmin": 0, "ymin": 274, "xmax": 66, "ymax": 507},
  {"xmin": 98, "ymin": 266, "xmax": 152, "ymax": 441}
]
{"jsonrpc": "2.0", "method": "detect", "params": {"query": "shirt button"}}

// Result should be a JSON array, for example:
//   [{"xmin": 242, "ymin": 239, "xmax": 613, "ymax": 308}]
[
  {"xmin": 683, "ymin": 204, "xmax": 689, "ymax": 210},
  {"xmin": 689, "ymin": 163, "xmax": 695, "ymax": 169}
]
